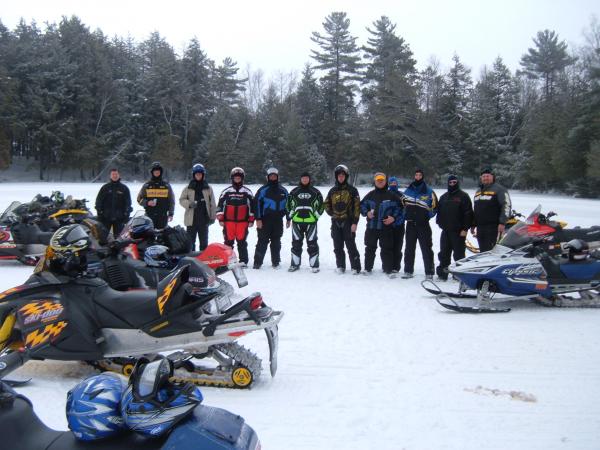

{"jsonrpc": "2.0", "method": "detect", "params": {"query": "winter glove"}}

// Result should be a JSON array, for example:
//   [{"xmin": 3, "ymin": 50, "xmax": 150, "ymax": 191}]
[{"xmin": 190, "ymin": 201, "xmax": 197, "ymax": 209}]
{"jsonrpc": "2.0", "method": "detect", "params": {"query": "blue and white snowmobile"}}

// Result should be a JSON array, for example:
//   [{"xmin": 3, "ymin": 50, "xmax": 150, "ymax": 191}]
[{"xmin": 435, "ymin": 238, "xmax": 600, "ymax": 313}]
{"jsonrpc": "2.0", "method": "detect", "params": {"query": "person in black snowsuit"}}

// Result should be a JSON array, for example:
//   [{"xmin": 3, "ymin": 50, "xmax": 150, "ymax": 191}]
[
  {"xmin": 360, "ymin": 172, "xmax": 402, "ymax": 277},
  {"xmin": 252, "ymin": 167, "xmax": 289, "ymax": 269},
  {"xmin": 137, "ymin": 162, "xmax": 175, "ymax": 229},
  {"xmin": 286, "ymin": 172, "xmax": 324, "ymax": 273},
  {"xmin": 325, "ymin": 164, "xmax": 361, "ymax": 274},
  {"xmin": 472, "ymin": 168, "xmax": 512, "ymax": 252},
  {"xmin": 95, "ymin": 168, "xmax": 132, "ymax": 236},
  {"xmin": 388, "ymin": 176, "xmax": 406, "ymax": 274},
  {"xmin": 402, "ymin": 169, "xmax": 438, "ymax": 279},
  {"xmin": 435, "ymin": 175, "xmax": 473, "ymax": 280}
]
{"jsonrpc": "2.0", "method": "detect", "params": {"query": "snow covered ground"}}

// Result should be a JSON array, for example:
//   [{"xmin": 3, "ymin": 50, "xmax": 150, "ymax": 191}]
[{"xmin": 1, "ymin": 182, "xmax": 600, "ymax": 450}]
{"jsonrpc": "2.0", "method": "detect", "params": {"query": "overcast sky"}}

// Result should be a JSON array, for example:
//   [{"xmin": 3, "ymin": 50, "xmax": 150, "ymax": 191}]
[{"xmin": 2, "ymin": 0, "xmax": 598, "ymax": 78}]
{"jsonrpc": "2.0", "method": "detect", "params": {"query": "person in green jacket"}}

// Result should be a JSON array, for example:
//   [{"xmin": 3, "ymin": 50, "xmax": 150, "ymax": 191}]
[{"xmin": 286, "ymin": 172, "xmax": 324, "ymax": 273}]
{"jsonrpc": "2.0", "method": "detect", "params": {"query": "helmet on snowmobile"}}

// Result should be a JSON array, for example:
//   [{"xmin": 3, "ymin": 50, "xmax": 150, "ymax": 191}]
[
  {"xmin": 66, "ymin": 372, "xmax": 128, "ymax": 441},
  {"xmin": 334, "ymin": 164, "xmax": 349, "ymax": 180},
  {"xmin": 144, "ymin": 245, "xmax": 172, "ymax": 268},
  {"xmin": 48, "ymin": 224, "xmax": 91, "ymax": 274},
  {"xmin": 129, "ymin": 215, "xmax": 155, "ymax": 240},
  {"xmin": 230, "ymin": 167, "xmax": 245, "ymax": 181},
  {"xmin": 192, "ymin": 163, "xmax": 206, "ymax": 176},
  {"xmin": 121, "ymin": 356, "xmax": 203, "ymax": 438},
  {"xmin": 566, "ymin": 239, "xmax": 589, "ymax": 261}
]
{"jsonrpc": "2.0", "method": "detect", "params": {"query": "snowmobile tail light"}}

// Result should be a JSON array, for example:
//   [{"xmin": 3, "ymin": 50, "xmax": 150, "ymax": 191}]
[
  {"xmin": 228, "ymin": 331, "xmax": 247, "ymax": 337},
  {"xmin": 250, "ymin": 296, "xmax": 263, "ymax": 310}
]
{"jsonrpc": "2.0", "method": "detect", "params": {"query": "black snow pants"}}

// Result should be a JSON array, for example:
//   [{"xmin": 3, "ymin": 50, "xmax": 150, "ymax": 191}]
[
  {"xmin": 253, "ymin": 216, "xmax": 284, "ymax": 266},
  {"xmin": 100, "ymin": 220, "xmax": 126, "ymax": 238},
  {"xmin": 290, "ymin": 223, "xmax": 319, "ymax": 268},
  {"xmin": 391, "ymin": 224, "xmax": 405, "ymax": 272},
  {"xmin": 436, "ymin": 230, "xmax": 466, "ymax": 279},
  {"xmin": 331, "ymin": 220, "xmax": 361, "ymax": 271},
  {"xmin": 403, "ymin": 220, "xmax": 434, "ymax": 275},
  {"xmin": 364, "ymin": 227, "xmax": 394, "ymax": 273},
  {"xmin": 476, "ymin": 224, "xmax": 499, "ymax": 253},
  {"xmin": 187, "ymin": 223, "xmax": 209, "ymax": 252}
]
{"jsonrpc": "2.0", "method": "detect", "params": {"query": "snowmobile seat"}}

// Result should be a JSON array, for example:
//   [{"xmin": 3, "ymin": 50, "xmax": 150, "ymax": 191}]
[{"xmin": 93, "ymin": 287, "xmax": 161, "ymax": 329}]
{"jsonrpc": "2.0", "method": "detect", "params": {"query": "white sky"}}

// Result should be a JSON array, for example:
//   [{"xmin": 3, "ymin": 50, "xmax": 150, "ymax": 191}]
[{"xmin": 2, "ymin": 0, "xmax": 598, "ymax": 79}]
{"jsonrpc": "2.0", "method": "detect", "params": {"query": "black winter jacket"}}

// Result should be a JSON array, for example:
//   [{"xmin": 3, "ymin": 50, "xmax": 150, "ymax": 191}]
[
  {"xmin": 473, "ymin": 182, "xmax": 512, "ymax": 226},
  {"xmin": 436, "ymin": 189, "xmax": 473, "ymax": 232},
  {"xmin": 95, "ymin": 179, "xmax": 132, "ymax": 223}
]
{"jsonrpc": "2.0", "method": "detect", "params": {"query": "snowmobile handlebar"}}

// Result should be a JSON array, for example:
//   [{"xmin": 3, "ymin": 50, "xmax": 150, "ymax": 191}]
[
  {"xmin": 0, "ymin": 349, "xmax": 31, "ymax": 380},
  {"xmin": 202, "ymin": 293, "xmax": 272, "ymax": 337}
]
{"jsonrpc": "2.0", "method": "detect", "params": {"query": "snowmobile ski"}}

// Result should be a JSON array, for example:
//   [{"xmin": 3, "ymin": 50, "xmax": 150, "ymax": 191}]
[
  {"xmin": 435, "ymin": 294, "xmax": 511, "ymax": 313},
  {"xmin": 421, "ymin": 279, "xmax": 477, "ymax": 299}
]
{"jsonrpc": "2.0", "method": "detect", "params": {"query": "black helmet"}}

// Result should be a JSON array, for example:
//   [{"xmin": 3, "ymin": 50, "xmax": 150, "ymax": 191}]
[
  {"xmin": 150, "ymin": 162, "xmax": 163, "ymax": 175},
  {"xmin": 334, "ymin": 164, "xmax": 349, "ymax": 178},
  {"xmin": 230, "ymin": 167, "xmax": 245, "ymax": 180},
  {"xmin": 48, "ymin": 224, "xmax": 91, "ymax": 274}
]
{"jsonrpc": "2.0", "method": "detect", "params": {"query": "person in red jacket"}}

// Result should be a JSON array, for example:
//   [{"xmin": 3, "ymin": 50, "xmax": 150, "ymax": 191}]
[{"xmin": 216, "ymin": 167, "xmax": 254, "ymax": 266}]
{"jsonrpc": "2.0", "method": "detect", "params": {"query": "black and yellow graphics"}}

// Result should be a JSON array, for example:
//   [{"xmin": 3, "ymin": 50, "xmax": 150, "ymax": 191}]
[
  {"xmin": 25, "ymin": 321, "xmax": 68, "ymax": 348},
  {"xmin": 157, "ymin": 277, "xmax": 178, "ymax": 315},
  {"xmin": 19, "ymin": 301, "xmax": 65, "ymax": 326},
  {"xmin": 145, "ymin": 188, "xmax": 170, "ymax": 198}
]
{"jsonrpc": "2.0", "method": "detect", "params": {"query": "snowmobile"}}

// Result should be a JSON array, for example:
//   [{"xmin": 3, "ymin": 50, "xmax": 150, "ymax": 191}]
[
  {"xmin": 0, "ymin": 263, "xmax": 282, "ymax": 388},
  {"xmin": 0, "ymin": 379, "xmax": 260, "ymax": 450},
  {"xmin": 423, "ymin": 205, "xmax": 600, "ymax": 298},
  {"xmin": 0, "ymin": 194, "xmax": 93, "ymax": 266},
  {"xmin": 434, "ymin": 238, "xmax": 600, "ymax": 313},
  {"xmin": 83, "ymin": 215, "xmax": 248, "ymax": 292},
  {"xmin": 0, "ymin": 202, "xmax": 56, "ymax": 265}
]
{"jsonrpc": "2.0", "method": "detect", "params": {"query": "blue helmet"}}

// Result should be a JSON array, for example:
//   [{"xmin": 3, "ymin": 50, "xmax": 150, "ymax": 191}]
[
  {"xmin": 66, "ymin": 372, "xmax": 128, "ymax": 441},
  {"xmin": 121, "ymin": 357, "xmax": 203, "ymax": 438},
  {"xmin": 192, "ymin": 163, "xmax": 206, "ymax": 175},
  {"xmin": 129, "ymin": 215, "xmax": 154, "ymax": 240},
  {"xmin": 144, "ymin": 245, "xmax": 171, "ymax": 268}
]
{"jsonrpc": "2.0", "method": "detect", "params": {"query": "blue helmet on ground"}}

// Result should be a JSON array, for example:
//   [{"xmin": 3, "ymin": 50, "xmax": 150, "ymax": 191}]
[
  {"xmin": 66, "ymin": 372, "xmax": 128, "ymax": 441},
  {"xmin": 121, "ymin": 356, "xmax": 203, "ymax": 438},
  {"xmin": 192, "ymin": 163, "xmax": 206, "ymax": 175}
]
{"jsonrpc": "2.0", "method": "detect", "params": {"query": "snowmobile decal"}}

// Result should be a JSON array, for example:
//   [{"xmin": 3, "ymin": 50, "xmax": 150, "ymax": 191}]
[
  {"xmin": 19, "ymin": 301, "xmax": 64, "ymax": 326},
  {"xmin": 0, "ymin": 230, "xmax": 11, "ymax": 242},
  {"xmin": 0, "ymin": 286, "xmax": 26, "ymax": 301},
  {"xmin": 25, "ymin": 321, "xmax": 68, "ymax": 348},
  {"xmin": 157, "ymin": 277, "xmax": 178, "ymax": 315}
]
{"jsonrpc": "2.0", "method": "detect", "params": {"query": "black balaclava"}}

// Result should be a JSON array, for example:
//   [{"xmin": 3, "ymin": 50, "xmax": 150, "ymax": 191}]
[{"xmin": 447, "ymin": 174, "xmax": 459, "ymax": 193}]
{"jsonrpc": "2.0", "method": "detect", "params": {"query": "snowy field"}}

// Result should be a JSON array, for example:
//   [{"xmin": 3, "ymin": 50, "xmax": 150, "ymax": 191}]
[{"xmin": 1, "ymin": 182, "xmax": 600, "ymax": 450}]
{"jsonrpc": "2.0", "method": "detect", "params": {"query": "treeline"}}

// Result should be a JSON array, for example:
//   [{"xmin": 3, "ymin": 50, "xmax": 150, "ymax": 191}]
[{"xmin": 0, "ymin": 13, "xmax": 599, "ymax": 195}]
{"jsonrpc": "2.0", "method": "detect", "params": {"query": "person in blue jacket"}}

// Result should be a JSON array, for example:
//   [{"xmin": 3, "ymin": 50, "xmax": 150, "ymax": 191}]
[
  {"xmin": 253, "ymin": 167, "xmax": 289, "ymax": 269},
  {"xmin": 401, "ymin": 169, "xmax": 438, "ymax": 279},
  {"xmin": 388, "ymin": 176, "xmax": 406, "ymax": 274},
  {"xmin": 360, "ymin": 172, "xmax": 402, "ymax": 277}
]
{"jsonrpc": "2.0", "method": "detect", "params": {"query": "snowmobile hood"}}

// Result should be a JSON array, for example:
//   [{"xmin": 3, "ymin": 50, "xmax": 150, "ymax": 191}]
[{"xmin": 450, "ymin": 246, "xmax": 533, "ymax": 275}]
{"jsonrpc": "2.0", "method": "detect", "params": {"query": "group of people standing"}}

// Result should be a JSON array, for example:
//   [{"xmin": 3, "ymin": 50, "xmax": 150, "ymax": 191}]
[{"xmin": 94, "ymin": 162, "xmax": 511, "ymax": 280}]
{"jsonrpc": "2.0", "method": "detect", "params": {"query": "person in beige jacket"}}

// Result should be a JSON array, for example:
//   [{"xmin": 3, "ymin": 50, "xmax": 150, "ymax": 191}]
[{"xmin": 179, "ymin": 163, "xmax": 217, "ymax": 251}]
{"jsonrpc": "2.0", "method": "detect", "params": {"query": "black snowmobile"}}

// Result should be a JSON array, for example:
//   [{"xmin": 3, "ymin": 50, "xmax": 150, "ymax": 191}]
[{"xmin": 0, "ymin": 259, "xmax": 282, "ymax": 388}]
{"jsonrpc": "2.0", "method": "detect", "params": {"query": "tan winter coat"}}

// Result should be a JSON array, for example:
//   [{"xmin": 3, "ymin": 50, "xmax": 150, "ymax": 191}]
[{"xmin": 179, "ymin": 182, "xmax": 217, "ymax": 226}]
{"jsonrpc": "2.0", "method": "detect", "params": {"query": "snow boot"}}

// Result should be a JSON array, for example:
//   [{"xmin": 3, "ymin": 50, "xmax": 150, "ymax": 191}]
[{"xmin": 401, "ymin": 272, "xmax": 414, "ymax": 279}]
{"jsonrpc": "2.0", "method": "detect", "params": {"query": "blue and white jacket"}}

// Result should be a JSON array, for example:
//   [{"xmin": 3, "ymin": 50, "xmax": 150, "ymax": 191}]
[
  {"xmin": 254, "ymin": 181, "xmax": 289, "ymax": 220},
  {"xmin": 403, "ymin": 181, "xmax": 438, "ymax": 223},
  {"xmin": 360, "ymin": 187, "xmax": 402, "ymax": 230}
]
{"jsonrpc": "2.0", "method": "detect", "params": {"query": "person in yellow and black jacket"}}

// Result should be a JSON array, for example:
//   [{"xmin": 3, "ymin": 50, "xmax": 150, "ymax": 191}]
[
  {"xmin": 325, "ymin": 164, "xmax": 361, "ymax": 274},
  {"xmin": 137, "ymin": 162, "xmax": 175, "ymax": 229},
  {"xmin": 401, "ymin": 168, "xmax": 438, "ymax": 279},
  {"xmin": 471, "ymin": 168, "xmax": 512, "ymax": 252}
]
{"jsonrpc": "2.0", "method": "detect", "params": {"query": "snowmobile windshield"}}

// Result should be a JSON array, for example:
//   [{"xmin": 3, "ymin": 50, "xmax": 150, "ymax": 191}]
[
  {"xmin": 0, "ymin": 201, "xmax": 22, "ymax": 223},
  {"xmin": 524, "ymin": 205, "xmax": 542, "ymax": 225},
  {"xmin": 498, "ymin": 221, "xmax": 534, "ymax": 249}
]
